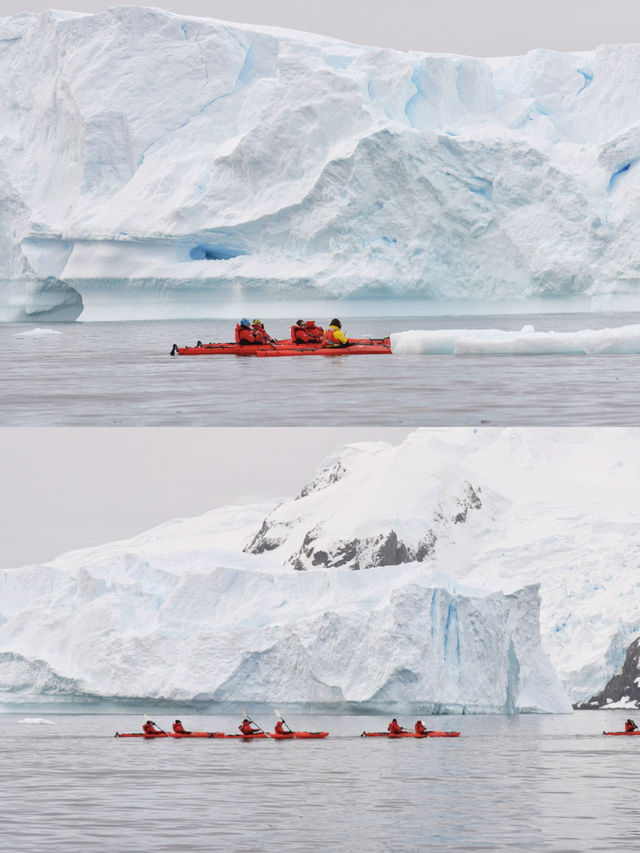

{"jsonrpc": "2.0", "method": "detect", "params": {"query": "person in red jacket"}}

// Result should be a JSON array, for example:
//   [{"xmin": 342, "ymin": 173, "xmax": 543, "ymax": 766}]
[
  {"xmin": 387, "ymin": 718, "xmax": 405, "ymax": 734},
  {"xmin": 625, "ymin": 719, "xmax": 638, "ymax": 732},
  {"xmin": 323, "ymin": 318, "xmax": 350, "ymax": 347},
  {"xmin": 274, "ymin": 720, "xmax": 289, "ymax": 735},
  {"xmin": 239, "ymin": 718, "xmax": 260, "ymax": 735},
  {"xmin": 142, "ymin": 720, "xmax": 162, "ymax": 735},
  {"xmin": 305, "ymin": 320, "xmax": 324, "ymax": 342},
  {"xmin": 415, "ymin": 720, "xmax": 428, "ymax": 736},
  {"xmin": 290, "ymin": 319, "xmax": 310, "ymax": 344},
  {"xmin": 235, "ymin": 318, "xmax": 256, "ymax": 345},
  {"xmin": 173, "ymin": 720, "xmax": 190, "ymax": 734},
  {"xmin": 251, "ymin": 319, "xmax": 273, "ymax": 344}
]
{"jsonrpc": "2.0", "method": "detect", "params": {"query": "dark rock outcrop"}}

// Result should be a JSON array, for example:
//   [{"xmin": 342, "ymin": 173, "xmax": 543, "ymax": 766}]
[
  {"xmin": 246, "ymin": 478, "xmax": 483, "ymax": 571},
  {"xmin": 574, "ymin": 636, "xmax": 640, "ymax": 710}
]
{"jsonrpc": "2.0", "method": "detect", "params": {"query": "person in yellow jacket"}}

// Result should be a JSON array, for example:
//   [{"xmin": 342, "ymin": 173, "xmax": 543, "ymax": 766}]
[{"xmin": 323, "ymin": 318, "xmax": 350, "ymax": 347}]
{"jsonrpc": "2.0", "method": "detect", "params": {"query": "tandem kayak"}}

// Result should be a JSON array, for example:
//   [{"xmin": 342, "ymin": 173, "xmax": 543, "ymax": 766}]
[
  {"xmin": 361, "ymin": 731, "xmax": 461, "ymax": 738},
  {"xmin": 115, "ymin": 731, "xmax": 217, "ymax": 738},
  {"xmin": 603, "ymin": 731, "xmax": 640, "ymax": 736},
  {"xmin": 268, "ymin": 731, "xmax": 329, "ymax": 739},
  {"xmin": 170, "ymin": 338, "xmax": 391, "ymax": 357}
]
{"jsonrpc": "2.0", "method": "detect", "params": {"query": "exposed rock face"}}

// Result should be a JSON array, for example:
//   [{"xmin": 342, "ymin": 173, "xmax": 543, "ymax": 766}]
[
  {"xmin": 246, "ymin": 479, "xmax": 483, "ymax": 570},
  {"xmin": 576, "ymin": 637, "xmax": 640, "ymax": 710},
  {"xmin": 297, "ymin": 460, "xmax": 347, "ymax": 499}
]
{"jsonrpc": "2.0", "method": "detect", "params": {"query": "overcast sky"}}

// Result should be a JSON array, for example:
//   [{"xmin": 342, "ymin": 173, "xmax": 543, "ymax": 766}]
[
  {"xmin": 5, "ymin": 0, "xmax": 639, "ymax": 56},
  {"xmin": 0, "ymin": 428, "xmax": 411, "ymax": 569}
]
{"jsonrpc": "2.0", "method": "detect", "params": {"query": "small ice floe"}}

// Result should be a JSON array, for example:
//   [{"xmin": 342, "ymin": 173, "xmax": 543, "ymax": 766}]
[
  {"xmin": 390, "ymin": 324, "xmax": 640, "ymax": 355},
  {"xmin": 19, "ymin": 717, "xmax": 55, "ymax": 725},
  {"xmin": 14, "ymin": 328, "xmax": 63, "ymax": 338}
]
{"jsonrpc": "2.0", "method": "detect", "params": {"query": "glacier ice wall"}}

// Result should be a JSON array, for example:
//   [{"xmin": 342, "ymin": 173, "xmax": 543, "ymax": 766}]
[
  {"xmin": 3, "ymin": 7, "xmax": 640, "ymax": 320},
  {"xmin": 0, "ymin": 495, "xmax": 568, "ymax": 712}
]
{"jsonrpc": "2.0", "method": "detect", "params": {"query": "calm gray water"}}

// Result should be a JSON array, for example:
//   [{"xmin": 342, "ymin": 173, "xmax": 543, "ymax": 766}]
[
  {"xmin": 3, "ymin": 313, "xmax": 640, "ymax": 426},
  {"xmin": 0, "ymin": 711, "xmax": 638, "ymax": 852}
]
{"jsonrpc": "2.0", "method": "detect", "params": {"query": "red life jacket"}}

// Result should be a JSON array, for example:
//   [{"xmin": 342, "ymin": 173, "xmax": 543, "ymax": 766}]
[
  {"xmin": 240, "ymin": 721, "xmax": 255, "ymax": 735},
  {"xmin": 275, "ymin": 721, "xmax": 285, "ymax": 735},
  {"xmin": 173, "ymin": 722, "xmax": 186, "ymax": 734},
  {"xmin": 235, "ymin": 324, "xmax": 255, "ymax": 345},
  {"xmin": 415, "ymin": 722, "xmax": 426, "ymax": 735},
  {"xmin": 388, "ymin": 721, "xmax": 403, "ymax": 734},
  {"xmin": 290, "ymin": 324, "xmax": 310, "ymax": 343},
  {"xmin": 252, "ymin": 326, "xmax": 269, "ymax": 344},
  {"xmin": 323, "ymin": 326, "xmax": 343, "ymax": 346},
  {"xmin": 625, "ymin": 720, "xmax": 637, "ymax": 732},
  {"xmin": 305, "ymin": 322, "xmax": 323, "ymax": 341},
  {"xmin": 143, "ymin": 722, "xmax": 157, "ymax": 734}
]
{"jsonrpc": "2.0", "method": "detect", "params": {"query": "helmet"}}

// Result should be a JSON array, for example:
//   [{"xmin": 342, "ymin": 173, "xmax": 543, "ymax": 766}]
[
  {"xmin": 252, "ymin": 319, "xmax": 262, "ymax": 326},
  {"xmin": 330, "ymin": 318, "xmax": 341, "ymax": 329},
  {"xmin": 296, "ymin": 319, "xmax": 305, "ymax": 326},
  {"xmin": 240, "ymin": 318, "xmax": 250, "ymax": 327}
]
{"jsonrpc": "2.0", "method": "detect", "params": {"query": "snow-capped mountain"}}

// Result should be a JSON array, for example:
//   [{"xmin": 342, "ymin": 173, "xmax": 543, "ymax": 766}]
[
  {"xmin": 2, "ymin": 428, "xmax": 639, "ymax": 711},
  {"xmin": 3, "ymin": 7, "xmax": 640, "ymax": 320}
]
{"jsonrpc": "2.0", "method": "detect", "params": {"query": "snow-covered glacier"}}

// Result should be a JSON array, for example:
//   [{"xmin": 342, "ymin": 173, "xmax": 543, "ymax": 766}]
[
  {"xmin": 3, "ymin": 7, "xmax": 640, "ymax": 320},
  {"xmin": 6, "ymin": 427, "xmax": 640, "ymax": 712}
]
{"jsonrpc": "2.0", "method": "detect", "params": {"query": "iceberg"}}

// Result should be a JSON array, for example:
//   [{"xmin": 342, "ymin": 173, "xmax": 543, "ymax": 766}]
[
  {"xmin": 3, "ymin": 7, "xmax": 640, "ymax": 320},
  {"xmin": 0, "ymin": 519, "xmax": 567, "ymax": 712}
]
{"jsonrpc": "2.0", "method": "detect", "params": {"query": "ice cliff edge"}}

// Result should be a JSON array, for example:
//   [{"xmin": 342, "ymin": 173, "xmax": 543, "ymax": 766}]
[{"xmin": 2, "ymin": 7, "xmax": 640, "ymax": 320}]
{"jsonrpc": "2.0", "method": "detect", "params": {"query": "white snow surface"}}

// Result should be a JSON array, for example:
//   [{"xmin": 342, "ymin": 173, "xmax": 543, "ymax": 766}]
[
  {"xmin": 391, "ymin": 324, "xmax": 640, "ymax": 355},
  {"xmin": 3, "ymin": 7, "xmax": 640, "ymax": 320},
  {"xmin": 5, "ymin": 428, "xmax": 640, "ymax": 711}
]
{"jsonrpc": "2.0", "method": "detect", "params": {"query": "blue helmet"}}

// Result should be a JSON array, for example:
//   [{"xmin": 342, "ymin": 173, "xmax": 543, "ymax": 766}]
[{"xmin": 240, "ymin": 318, "xmax": 250, "ymax": 327}]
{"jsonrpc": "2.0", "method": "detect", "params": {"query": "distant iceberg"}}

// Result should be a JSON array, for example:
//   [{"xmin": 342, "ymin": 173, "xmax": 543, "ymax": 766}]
[{"xmin": 3, "ymin": 7, "xmax": 640, "ymax": 320}]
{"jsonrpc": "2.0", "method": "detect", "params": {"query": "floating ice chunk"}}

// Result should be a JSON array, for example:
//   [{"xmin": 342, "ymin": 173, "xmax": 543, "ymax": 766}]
[
  {"xmin": 14, "ymin": 328, "xmax": 63, "ymax": 338},
  {"xmin": 391, "ymin": 324, "xmax": 640, "ymax": 355},
  {"xmin": 19, "ymin": 717, "xmax": 55, "ymax": 725}
]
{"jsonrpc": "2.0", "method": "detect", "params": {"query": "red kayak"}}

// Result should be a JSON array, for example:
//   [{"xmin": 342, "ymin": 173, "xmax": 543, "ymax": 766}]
[
  {"xmin": 115, "ymin": 731, "xmax": 217, "ymax": 739},
  {"xmin": 361, "ymin": 731, "xmax": 460, "ymax": 738},
  {"xmin": 171, "ymin": 338, "xmax": 390, "ymax": 357},
  {"xmin": 209, "ymin": 732, "xmax": 268, "ymax": 739},
  {"xmin": 115, "ymin": 731, "xmax": 267, "ymax": 739},
  {"xmin": 603, "ymin": 731, "xmax": 640, "ymax": 736},
  {"xmin": 269, "ymin": 731, "xmax": 329, "ymax": 739},
  {"xmin": 256, "ymin": 344, "xmax": 390, "ymax": 357}
]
